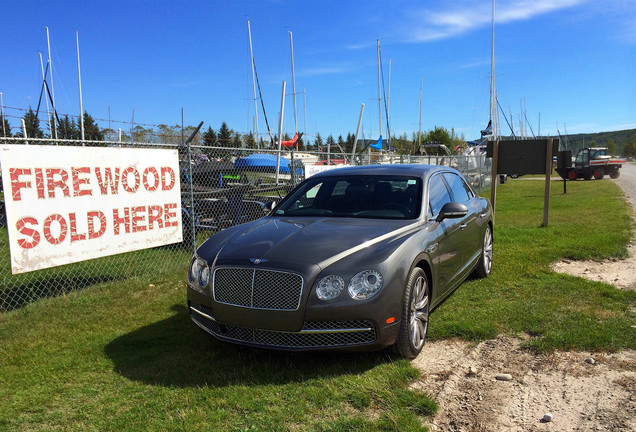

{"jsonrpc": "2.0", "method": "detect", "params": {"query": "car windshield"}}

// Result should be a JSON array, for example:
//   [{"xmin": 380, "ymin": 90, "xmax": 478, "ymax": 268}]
[{"xmin": 273, "ymin": 175, "xmax": 422, "ymax": 219}]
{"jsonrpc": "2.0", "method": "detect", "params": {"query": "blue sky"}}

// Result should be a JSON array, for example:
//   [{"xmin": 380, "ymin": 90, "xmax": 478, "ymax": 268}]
[{"xmin": 1, "ymin": 0, "xmax": 635, "ymax": 142}]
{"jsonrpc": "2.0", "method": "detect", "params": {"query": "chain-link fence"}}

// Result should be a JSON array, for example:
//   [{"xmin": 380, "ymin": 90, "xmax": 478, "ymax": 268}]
[{"xmin": 0, "ymin": 137, "xmax": 491, "ymax": 312}]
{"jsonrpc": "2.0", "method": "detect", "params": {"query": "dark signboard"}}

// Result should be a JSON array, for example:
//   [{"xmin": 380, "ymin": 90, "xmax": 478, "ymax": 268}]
[{"xmin": 486, "ymin": 139, "xmax": 559, "ymax": 176}]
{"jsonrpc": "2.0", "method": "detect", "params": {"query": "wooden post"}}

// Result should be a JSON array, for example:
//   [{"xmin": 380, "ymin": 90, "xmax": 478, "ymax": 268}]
[
  {"xmin": 543, "ymin": 139, "xmax": 553, "ymax": 227},
  {"xmin": 489, "ymin": 139, "xmax": 499, "ymax": 223}
]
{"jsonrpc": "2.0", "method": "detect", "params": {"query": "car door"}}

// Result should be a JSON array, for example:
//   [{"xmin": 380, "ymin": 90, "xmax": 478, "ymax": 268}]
[
  {"xmin": 442, "ymin": 172, "xmax": 481, "ymax": 275},
  {"xmin": 427, "ymin": 173, "xmax": 465, "ymax": 297}
]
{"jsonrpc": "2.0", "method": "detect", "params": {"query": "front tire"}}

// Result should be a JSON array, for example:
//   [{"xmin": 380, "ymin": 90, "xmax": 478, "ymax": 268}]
[
  {"xmin": 593, "ymin": 168, "xmax": 604, "ymax": 180},
  {"xmin": 394, "ymin": 267, "xmax": 430, "ymax": 359},
  {"xmin": 473, "ymin": 225, "xmax": 493, "ymax": 278}
]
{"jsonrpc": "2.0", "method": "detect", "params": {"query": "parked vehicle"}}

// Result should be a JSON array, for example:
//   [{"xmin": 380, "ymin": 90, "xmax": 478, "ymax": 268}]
[
  {"xmin": 556, "ymin": 147, "xmax": 625, "ymax": 180},
  {"xmin": 187, "ymin": 164, "xmax": 493, "ymax": 358}
]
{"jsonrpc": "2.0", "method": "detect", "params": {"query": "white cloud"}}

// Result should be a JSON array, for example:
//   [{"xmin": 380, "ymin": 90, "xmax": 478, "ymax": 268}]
[{"xmin": 409, "ymin": 0, "xmax": 589, "ymax": 42}]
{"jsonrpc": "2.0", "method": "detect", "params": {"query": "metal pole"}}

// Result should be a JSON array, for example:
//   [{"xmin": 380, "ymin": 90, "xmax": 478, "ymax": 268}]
[
  {"xmin": 21, "ymin": 119, "xmax": 28, "ymax": 144},
  {"xmin": 289, "ymin": 31, "xmax": 298, "ymax": 135},
  {"xmin": 247, "ymin": 20, "xmax": 259, "ymax": 145},
  {"xmin": 418, "ymin": 77, "xmax": 423, "ymax": 149},
  {"xmin": 351, "ymin": 103, "xmax": 365, "ymax": 164},
  {"xmin": 377, "ymin": 40, "xmax": 382, "ymax": 138},
  {"xmin": 0, "ymin": 92, "xmax": 5, "ymax": 137},
  {"xmin": 303, "ymin": 87, "xmax": 307, "ymax": 146},
  {"xmin": 543, "ymin": 139, "xmax": 553, "ymax": 227},
  {"xmin": 46, "ymin": 27, "xmax": 57, "ymax": 139},
  {"xmin": 76, "ymin": 31, "xmax": 85, "ymax": 142},
  {"xmin": 275, "ymin": 81, "xmax": 286, "ymax": 185},
  {"xmin": 38, "ymin": 53, "xmax": 53, "ymax": 138}
]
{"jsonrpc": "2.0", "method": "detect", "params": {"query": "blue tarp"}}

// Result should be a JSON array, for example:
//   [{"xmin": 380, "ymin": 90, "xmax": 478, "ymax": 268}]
[{"xmin": 234, "ymin": 153, "xmax": 292, "ymax": 174}]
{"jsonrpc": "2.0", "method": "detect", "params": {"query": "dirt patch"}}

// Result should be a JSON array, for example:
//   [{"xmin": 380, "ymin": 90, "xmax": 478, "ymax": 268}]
[
  {"xmin": 411, "ymin": 170, "xmax": 636, "ymax": 431},
  {"xmin": 552, "ymin": 243, "xmax": 636, "ymax": 291},
  {"xmin": 411, "ymin": 336, "xmax": 636, "ymax": 431}
]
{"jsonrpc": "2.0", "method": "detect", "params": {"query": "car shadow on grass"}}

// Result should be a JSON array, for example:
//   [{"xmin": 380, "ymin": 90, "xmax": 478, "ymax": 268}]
[{"xmin": 104, "ymin": 304, "xmax": 397, "ymax": 388}]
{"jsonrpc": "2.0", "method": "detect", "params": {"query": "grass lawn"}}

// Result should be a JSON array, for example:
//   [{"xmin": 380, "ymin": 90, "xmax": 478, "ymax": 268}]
[{"xmin": 1, "ymin": 179, "xmax": 635, "ymax": 431}]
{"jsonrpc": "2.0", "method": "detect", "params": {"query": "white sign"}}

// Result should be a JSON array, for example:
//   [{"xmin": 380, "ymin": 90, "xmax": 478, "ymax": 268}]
[
  {"xmin": 304, "ymin": 164, "xmax": 342, "ymax": 178},
  {"xmin": 0, "ymin": 145, "xmax": 182, "ymax": 274}
]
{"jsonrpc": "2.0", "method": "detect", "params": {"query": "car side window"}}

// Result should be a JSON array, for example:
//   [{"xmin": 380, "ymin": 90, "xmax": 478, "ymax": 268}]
[
  {"xmin": 428, "ymin": 174, "xmax": 452, "ymax": 218},
  {"xmin": 442, "ymin": 173, "xmax": 473, "ymax": 203}
]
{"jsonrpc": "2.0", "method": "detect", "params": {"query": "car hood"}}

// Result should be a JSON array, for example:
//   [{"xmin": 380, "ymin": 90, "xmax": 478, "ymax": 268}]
[{"xmin": 203, "ymin": 217, "xmax": 418, "ymax": 269}]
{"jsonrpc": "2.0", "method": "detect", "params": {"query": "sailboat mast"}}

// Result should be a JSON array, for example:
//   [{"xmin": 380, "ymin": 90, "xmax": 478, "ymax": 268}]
[
  {"xmin": 489, "ymin": 0, "xmax": 496, "ymax": 140},
  {"xmin": 418, "ymin": 77, "xmax": 423, "ymax": 148},
  {"xmin": 377, "ymin": 40, "xmax": 382, "ymax": 138},
  {"xmin": 46, "ymin": 27, "xmax": 57, "ymax": 139},
  {"xmin": 387, "ymin": 58, "xmax": 391, "ymax": 134},
  {"xmin": 247, "ymin": 19, "xmax": 259, "ymax": 146},
  {"xmin": 76, "ymin": 31, "xmax": 85, "ymax": 142},
  {"xmin": 38, "ymin": 52, "xmax": 53, "ymax": 138},
  {"xmin": 289, "ymin": 31, "xmax": 298, "ymax": 135}
]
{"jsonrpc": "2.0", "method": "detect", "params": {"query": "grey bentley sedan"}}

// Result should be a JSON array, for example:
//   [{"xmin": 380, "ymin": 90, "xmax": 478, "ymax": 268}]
[{"xmin": 187, "ymin": 164, "xmax": 493, "ymax": 358}]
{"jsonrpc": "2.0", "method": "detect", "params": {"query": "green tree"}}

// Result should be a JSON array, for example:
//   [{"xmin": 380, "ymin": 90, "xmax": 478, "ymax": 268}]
[
  {"xmin": 314, "ymin": 132, "xmax": 323, "ymax": 149},
  {"xmin": 232, "ymin": 132, "xmax": 242, "ymax": 149},
  {"xmin": 22, "ymin": 107, "xmax": 43, "ymax": 138},
  {"xmin": 83, "ymin": 112, "xmax": 104, "ymax": 141},
  {"xmin": 607, "ymin": 138, "xmax": 617, "ymax": 156},
  {"xmin": 57, "ymin": 115, "xmax": 78, "ymax": 140},
  {"xmin": 244, "ymin": 132, "xmax": 256, "ymax": 149},
  {"xmin": 218, "ymin": 122, "xmax": 232, "ymax": 147},
  {"xmin": 1, "ymin": 116, "xmax": 11, "ymax": 137},
  {"xmin": 202, "ymin": 126, "xmax": 217, "ymax": 146},
  {"xmin": 425, "ymin": 126, "xmax": 452, "ymax": 150}
]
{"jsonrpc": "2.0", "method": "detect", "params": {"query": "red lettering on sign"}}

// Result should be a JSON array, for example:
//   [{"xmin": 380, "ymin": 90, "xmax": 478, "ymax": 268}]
[
  {"xmin": 87, "ymin": 211, "xmax": 107, "ymax": 239},
  {"xmin": 10, "ymin": 168, "xmax": 31, "ymax": 202},
  {"xmin": 43, "ymin": 214, "xmax": 68, "ymax": 245},
  {"xmin": 113, "ymin": 208, "xmax": 131, "ymax": 235},
  {"xmin": 72, "ymin": 167, "xmax": 92, "ymax": 197},
  {"xmin": 95, "ymin": 167, "xmax": 120, "ymax": 195},
  {"xmin": 131, "ymin": 206, "xmax": 147, "ymax": 233},
  {"xmin": 16, "ymin": 217, "xmax": 40, "ymax": 249},
  {"xmin": 46, "ymin": 168, "xmax": 70, "ymax": 198},
  {"xmin": 161, "ymin": 167, "xmax": 176, "ymax": 191},
  {"xmin": 143, "ymin": 167, "xmax": 159, "ymax": 191},
  {"xmin": 148, "ymin": 205, "xmax": 164, "ymax": 229},
  {"xmin": 164, "ymin": 203, "xmax": 178, "ymax": 227},
  {"xmin": 121, "ymin": 167, "xmax": 140, "ymax": 193},
  {"xmin": 35, "ymin": 168, "xmax": 45, "ymax": 199},
  {"xmin": 69, "ymin": 213, "xmax": 87, "ymax": 243}
]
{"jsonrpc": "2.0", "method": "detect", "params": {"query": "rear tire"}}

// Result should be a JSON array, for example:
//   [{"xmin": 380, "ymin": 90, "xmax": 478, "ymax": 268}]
[
  {"xmin": 473, "ymin": 225, "xmax": 493, "ymax": 279},
  {"xmin": 394, "ymin": 267, "xmax": 430, "ymax": 359},
  {"xmin": 610, "ymin": 170, "xmax": 620, "ymax": 179},
  {"xmin": 593, "ymin": 168, "xmax": 604, "ymax": 180}
]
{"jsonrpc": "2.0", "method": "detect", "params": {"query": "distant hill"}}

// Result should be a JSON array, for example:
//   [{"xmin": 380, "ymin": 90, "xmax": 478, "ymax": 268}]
[
  {"xmin": 494, "ymin": 128, "xmax": 636, "ymax": 156},
  {"xmin": 551, "ymin": 128, "xmax": 636, "ymax": 155}
]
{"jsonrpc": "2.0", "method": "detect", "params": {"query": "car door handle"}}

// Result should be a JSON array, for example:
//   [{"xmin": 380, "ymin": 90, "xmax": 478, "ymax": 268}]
[
  {"xmin": 479, "ymin": 213, "xmax": 487, "ymax": 219},
  {"xmin": 460, "ymin": 223, "xmax": 467, "ymax": 230}
]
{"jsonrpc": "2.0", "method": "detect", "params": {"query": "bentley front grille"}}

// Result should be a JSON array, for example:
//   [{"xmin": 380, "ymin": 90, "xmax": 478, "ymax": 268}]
[
  {"xmin": 189, "ymin": 303, "xmax": 376, "ymax": 349},
  {"xmin": 213, "ymin": 267, "xmax": 303, "ymax": 310}
]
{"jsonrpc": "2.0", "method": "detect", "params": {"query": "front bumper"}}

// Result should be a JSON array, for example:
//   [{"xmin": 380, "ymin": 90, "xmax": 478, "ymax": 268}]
[{"xmin": 189, "ymin": 301, "xmax": 398, "ymax": 351}]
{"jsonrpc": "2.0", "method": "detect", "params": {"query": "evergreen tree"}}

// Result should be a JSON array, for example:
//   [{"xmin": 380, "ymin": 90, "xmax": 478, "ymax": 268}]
[
  {"xmin": 202, "ymin": 126, "xmax": 218, "ymax": 146},
  {"xmin": 57, "ymin": 115, "xmax": 76, "ymax": 140},
  {"xmin": 232, "ymin": 132, "xmax": 242, "ymax": 148},
  {"xmin": 244, "ymin": 132, "xmax": 256, "ymax": 149},
  {"xmin": 83, "ymin": 112, "xmax": 104, "ymax": 141},
  {"xmin": 218, "ymin": 122, "xmax": 232, "ymax": 146},
  {"xmin": 23, "ymin": 107, "xmax": 43, "ymax": 138},
  {"xmin": 314, "ymin": 132, "xmax": 323, "ymax": 149},
  {"xmin": 1, "ymin": 116, "xmax": 11, "ymax": 137},
  {"xmin": 425, "ymin": 126, "xmax": 452, "ymax": 150}
]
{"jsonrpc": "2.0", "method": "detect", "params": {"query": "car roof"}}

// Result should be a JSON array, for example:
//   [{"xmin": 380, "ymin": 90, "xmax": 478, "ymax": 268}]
[{"xmin": 311, "ymin": 164, "xmax": 453, "ymax": 179}]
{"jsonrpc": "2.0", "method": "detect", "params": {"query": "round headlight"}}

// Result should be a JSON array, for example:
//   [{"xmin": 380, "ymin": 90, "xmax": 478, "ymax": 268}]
[
  {"xmin": 316, "ymin": 275, "xmax": 345, "ymax": 301},
  {"xmin": 188, "ymin": 257, "xmax": 200, "ymax": 285},
  {"xmin": 199, "ymin": 264, "xmax": 210, "ymax": 287},
  {"xmin": 348, "ymin": 270, "xmax": 383, "ymax": 300}
]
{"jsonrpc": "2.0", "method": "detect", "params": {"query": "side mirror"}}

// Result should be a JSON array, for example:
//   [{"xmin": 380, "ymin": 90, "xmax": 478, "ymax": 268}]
[
  {"xmin": 436, "ymin": 202, "xmax": 468, "ymax": 222},
  {"xmin": 264, "ymin": 201, "xmax": 277, "ymax": 214}
]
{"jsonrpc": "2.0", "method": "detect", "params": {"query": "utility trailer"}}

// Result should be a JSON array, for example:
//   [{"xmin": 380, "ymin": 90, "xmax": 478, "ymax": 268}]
[{"xmin": 556, "ymin": 147, "xmax": 625, "ymax": 180}]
